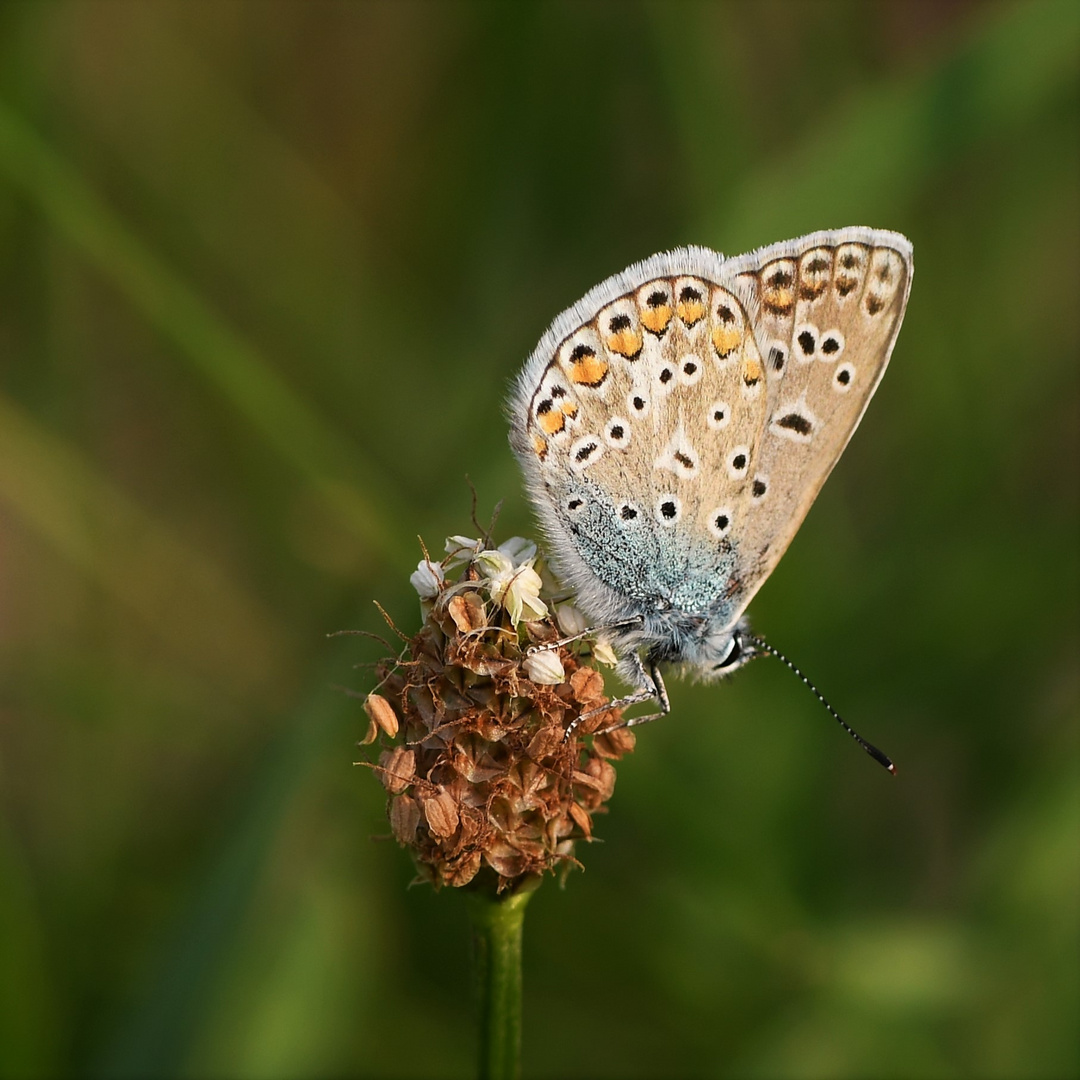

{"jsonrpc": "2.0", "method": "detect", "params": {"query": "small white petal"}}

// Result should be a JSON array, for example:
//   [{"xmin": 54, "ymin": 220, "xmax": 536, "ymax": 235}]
[
  {"xmin": 555, "ymin": 604, "xmax": 588, "ymax": 637},
  {"xmin": 592, "ymin": 637, "xmax": 618, "ymax": 666},
  {"xmin": 488, "ymin": 563, "xmax": 547, "ymax": 625},
  {"xmin": 524, "ymin": 650, "xmax": 565, "ymax": 685},
  {"xmin": 444, "ymin": 535, "xmax": 482, "ymax": 568},
  {"xmin": 476, "ymin": 549, "xmax": 514, "ymax": 577},
  {"xmin": 498, "ymin": 536, "xmax": 538, "ymax": 566},
  {"xmin": 409, "ymin": 560, "xmax": 444, "ymax": 598},
  {"xmin": 519, "ymin": 591, "xmax": 549, "ymax": 622}
]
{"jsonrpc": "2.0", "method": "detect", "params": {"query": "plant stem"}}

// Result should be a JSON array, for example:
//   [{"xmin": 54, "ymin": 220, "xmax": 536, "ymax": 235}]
[{"xmin": 467, "ymin": 884, "xmax": 535, "ymax": 1080}]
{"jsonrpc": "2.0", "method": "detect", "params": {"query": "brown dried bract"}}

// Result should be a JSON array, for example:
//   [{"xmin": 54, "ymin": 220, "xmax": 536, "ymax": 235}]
[
  {"xmin": 363, "ymin": 692, "xmax": 399, "ymax": 741},
  {"xmin": 364, "ymin": 542, "xmax": 634, "ymax": 892}
]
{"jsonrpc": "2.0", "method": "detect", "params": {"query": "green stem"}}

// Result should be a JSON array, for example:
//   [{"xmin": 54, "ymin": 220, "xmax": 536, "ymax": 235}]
[{"xmin": 467, "ymin": 884, "xmax": 535, "ymax": 1080}]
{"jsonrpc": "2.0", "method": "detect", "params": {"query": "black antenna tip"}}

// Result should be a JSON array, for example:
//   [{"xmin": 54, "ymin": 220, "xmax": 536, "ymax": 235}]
[
  {"xmin": 747, "ymin": 632, "xmax": 898, "ymax": 777},
  {"xmin": 864, "ymin": 741, "xmax": 897, "ymax": 775}
]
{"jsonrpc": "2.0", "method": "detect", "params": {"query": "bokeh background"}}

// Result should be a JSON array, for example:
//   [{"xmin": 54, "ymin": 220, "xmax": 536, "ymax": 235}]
[{"xmin": 1, "ymin": 2, "xmax": 1077, "ymax": 1077}]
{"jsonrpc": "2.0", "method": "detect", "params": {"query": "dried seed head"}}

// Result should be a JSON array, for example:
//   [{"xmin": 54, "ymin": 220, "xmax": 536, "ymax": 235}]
[
  {"xmin": 362, "ymin": 530, "xmax": 634, "ymax": 892},
  {"xmin": 364, "ymin": 693, "xmax": 399, "ymax": 740}
]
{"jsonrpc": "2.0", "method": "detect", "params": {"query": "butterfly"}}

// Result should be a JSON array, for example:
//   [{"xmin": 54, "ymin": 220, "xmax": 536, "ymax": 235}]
[{"xmin": 508, "ymin": 228, "xmax": 913, "ymax": 768}]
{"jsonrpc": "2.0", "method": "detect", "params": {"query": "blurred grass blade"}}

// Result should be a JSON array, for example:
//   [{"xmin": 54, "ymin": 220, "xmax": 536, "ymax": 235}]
[
  {"xmin": 0, "ymin": 95, "xmax": 405, "ymax": 567},
  {"xmin": 94, "ymin": 652, "xmax": 355, "ymax": 1080},
  {"xmin": 0, "ymin": 391, "xmax": 289, "ymax": 688}
]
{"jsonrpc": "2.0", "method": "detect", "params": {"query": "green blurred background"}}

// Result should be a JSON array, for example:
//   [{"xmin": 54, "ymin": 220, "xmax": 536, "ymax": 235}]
[{"xmin": 1, "ymin": 2, "xmax": 1077, "ymax": 1077}]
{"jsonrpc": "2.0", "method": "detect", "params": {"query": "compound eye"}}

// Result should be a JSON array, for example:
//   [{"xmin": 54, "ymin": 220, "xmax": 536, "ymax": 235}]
[{"xmin": 715, "ymin": 634, "xmax": 743, "ymax": 670}]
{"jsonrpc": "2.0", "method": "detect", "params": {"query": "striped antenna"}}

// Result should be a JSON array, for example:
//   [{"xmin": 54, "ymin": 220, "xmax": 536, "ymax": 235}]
[{"xmin": 745, "ymin": 633, "xmax": 897, "ymax": 776}]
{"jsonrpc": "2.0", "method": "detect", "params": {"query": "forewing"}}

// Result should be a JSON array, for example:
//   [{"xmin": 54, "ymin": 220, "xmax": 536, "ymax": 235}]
[{"xmin": 717, "ymin": 228, "xmax": 913, "ymax": 612}]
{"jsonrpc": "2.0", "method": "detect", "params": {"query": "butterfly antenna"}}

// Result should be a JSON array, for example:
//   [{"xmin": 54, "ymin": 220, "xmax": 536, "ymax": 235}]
[{"xmin": 744, "ymin": 633, "xmax": 897, "ymax": 775}]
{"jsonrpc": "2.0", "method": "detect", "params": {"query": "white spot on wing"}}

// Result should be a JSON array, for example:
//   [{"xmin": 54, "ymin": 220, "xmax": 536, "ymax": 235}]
[
  {"xmin": 654, "ymin": 426, "xmax": 700, "ymax": 478},
  {"xmin": 604, "ymin": 417, "xmax": 631, "ymax": 448},
  {"xmin": 768, "ymin": 396, "xmax": 819, "ymax": 443},
  {"xmin": 818, "ymin": 328, "xmax": 845, "ymax": 361},
  {"xmin": 655, "ymin": 494, "xmax": 682, "ymax": 526},
  {"xmin": 706, "ymin": 401, "xmax": 731, "ymax": 430},
  {"xmin": 726, "ymin": 445, "xmax": 750, "ymax": 479},
  {"xmin": 708, "ymin": 507, "xmax": 733, "ymax": 538},
  {"xmin": 677, "ymin": 355, "xmax": 703, "ymax": 386},
  {"xmin": 569, "ymin": 434, "xmax": 604, "ymax": 472}
]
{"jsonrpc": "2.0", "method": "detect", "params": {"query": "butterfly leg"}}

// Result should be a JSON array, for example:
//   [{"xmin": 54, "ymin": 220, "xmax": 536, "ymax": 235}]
[
  {"xmin": 562, "ymin": 654, "xmax": 667, "ymax": 741},
  {"xmin": 526, "ymin": 614, "xmax": 645, "ymax": 655},
  {"xmin": 599, "ymin": 661, "xmax": 671, "ymax": 733}
]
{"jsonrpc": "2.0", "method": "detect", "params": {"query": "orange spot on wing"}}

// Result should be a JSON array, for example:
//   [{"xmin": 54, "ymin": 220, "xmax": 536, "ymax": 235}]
[
  {"xmin": 711, "ymin": 326, "xmax": 742, "ymax": 358},
  {"xmin": 762, "ymin": 262, "xmax": 796, "ymax": 315},
  {"xmin": 640, "ymin": 304, "xmax": 672, "ymax": 334},
  {"xmin": 538, "ymin": 410, "xmax": 566, "ymax": 435},
  {"xmin": 743, "ymin": 356, "xmax": 762, "ymax": 385},
  {"xmin": 560, "ymin": 400, "xmax": 578, "ymax": 417},
  {"xmin": 533, "ymin": 434, "xmax": 548, "ymax": 460},
  {"xmin": 606, "ymin": 328, "xmax": 643, "ymax": 358},
  {"xmin": 676, "ymin": 298, "xmax": 706, "ymax": 325},
  {"xmin": 569, "ymin": 352, "xmax": 609, "ymax": 386}
]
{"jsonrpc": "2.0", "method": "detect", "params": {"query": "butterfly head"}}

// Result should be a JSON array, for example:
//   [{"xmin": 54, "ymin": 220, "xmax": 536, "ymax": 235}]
[{"xmin": 694, "ymin": 616, "xmax": 760, "ymax": 680}]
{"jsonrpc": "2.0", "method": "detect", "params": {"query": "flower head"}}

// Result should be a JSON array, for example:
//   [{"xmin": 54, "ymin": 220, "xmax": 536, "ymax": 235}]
[{"xmin": 362, "ymin": 530, "xmax": 633, "ymax": 892}]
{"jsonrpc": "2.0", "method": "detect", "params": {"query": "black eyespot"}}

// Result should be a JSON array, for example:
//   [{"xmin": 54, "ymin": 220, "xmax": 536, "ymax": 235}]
[
  {"xmin": 752, "ymin": 479, "xmax": 767, "ymax": 497},
  {"xmin": 609, "ymin": 314, "xmax": 631, "ymax": 332},
  {"xmin": 713, "ymin": 409, "xmax": 725, "ymax": 422},
  {"xmin": 837, "ymin": 368, "xmax": 851, "ymax": 385},
  {"xmin": 551, "ymin": 384, "xmax": 566, "ymax": 398},
  {"xmin": 575, "ymin": 442, "xmax": 597, "ymax": 462},
  {"xmin": 777, "ymin": 413, "xmax": 812, "ymax": 436},
  {"xmin": 620, "ymin": 505, "xmax": 637, "ymax": 521},
  {"xmin": 647, "ymin": 291, "xmax": 666, "ymax": 307},
  {"xmin": 769, "ymin": 347, "xmax": 785, "ymax": 371},
  {"xmin": 683, "ymin": 361, "xmax": 697, "ymax": 375},
  {"xmin": 821, "ymin": 337, "xmax": 840, "ymax": 355},
  {"xmin": 660, "ymin": 501, "xmax": 677, "ymax": 519},
  {"xmin": 609, "ymin": 424, "xmax": 624, "ymax": 440},
  {"xmin": 716, "ymin": 304, "xmax": 735, "ymax": 323},
  {"xmin": 674, "ymin": 451, "xmax": 694, "ymax": 470},
  {"xmin": 679, "ymin": 286, "xmax": 701, "ymax": 303},
  {"xmin": 536, "ymin": 399, "xmax": 552, "ymax": 415},
  {"xmin": 633, "ymin": 396, "xmax": 646, "ymax": 410},
  {"xmin": 732, "ymin": 453, "xmax": 747, "ymax": 470},
  {"xmin": 659, "ymin": 368, "xmax": 673, "ymax": 384},
  {"xmin": 715, "ymin": 514, "xmax": 729, "ymax": 530},
  {"xmin": 568, "ymin": 499, "xmax": 582, "ymax": 510},
  {"xmin": 570, "ymin": 343, "xmax": 595, "ymax": 362},
  {"xmin": 798, "ymin": 330, "xmax": 816, "ymax": 355}
]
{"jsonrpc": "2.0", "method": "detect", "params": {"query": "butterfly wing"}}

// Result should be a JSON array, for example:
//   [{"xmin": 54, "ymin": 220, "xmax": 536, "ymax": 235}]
[
  {"xmin": 715, "ymin": 227, "xmax": 913, "ymax": 614},
  {"xmin": 510, "ymin": 247, "xmax": 770, "ymax": 627},
  {"xmin": 509, "ymin": 229, "xmax": 912, "ymax": 635}
]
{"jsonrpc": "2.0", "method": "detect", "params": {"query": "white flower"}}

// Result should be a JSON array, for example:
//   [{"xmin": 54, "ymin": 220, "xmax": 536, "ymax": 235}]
[
  {"xmin": 555, "ymin": 603, "xmax": 588, "ymax": 637},
  {"xmin": 474, "ymin": 547, "xmax": 514, "ymax": 579},
  {"xmin": 524, "ymin": 649, "xmax": 565, "ymax": 685},
  {"xmin": 497, "ymin": 536, "xmax": 537, "ymax": 566},
  {"xmin": 444, "ymin": 535, "xmax": 482, "ymax": 569},
  {"xmin": 409, "ymin": 559, "xmax": 445, "ymax": 598},
  {"xmin": 487, "ymin": 562, "xmax": 548, "ymax": 625},
  {"xmin": 592, "ymin": 636, "xmax": 618, "ymax": 667}
]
